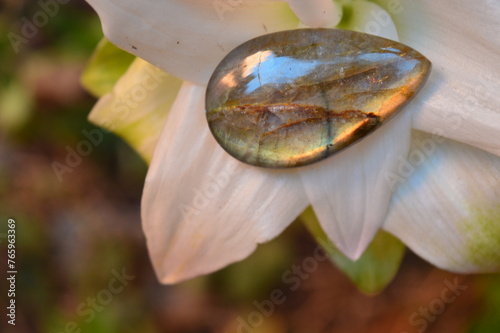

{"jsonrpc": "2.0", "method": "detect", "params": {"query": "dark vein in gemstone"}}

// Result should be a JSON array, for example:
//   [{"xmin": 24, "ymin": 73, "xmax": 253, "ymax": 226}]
[{"xmin": 205, "ymin": 28, "xmax": 431, "ymax": 168}]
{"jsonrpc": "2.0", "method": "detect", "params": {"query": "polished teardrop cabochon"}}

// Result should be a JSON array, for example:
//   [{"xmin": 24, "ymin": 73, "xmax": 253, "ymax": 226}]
[{"xmin": 206, "ymin": 29, "xmax": 431, "ymax": 168}]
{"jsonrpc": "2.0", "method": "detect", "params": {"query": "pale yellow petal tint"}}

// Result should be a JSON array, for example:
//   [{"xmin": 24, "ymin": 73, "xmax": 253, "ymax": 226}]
[
  {"xmin": 88, "ymin": 59, "xmax": 182, "ymax": 162},
  {"xmin": 384, "ymin": 131, "xmax": 500, "ymax": 272}
]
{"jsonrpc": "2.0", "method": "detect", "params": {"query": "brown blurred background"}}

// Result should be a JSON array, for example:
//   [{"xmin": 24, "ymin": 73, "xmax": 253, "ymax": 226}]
[{"xmin": 1, "ymin": 1, "xmax": 499, "ymax": 332}]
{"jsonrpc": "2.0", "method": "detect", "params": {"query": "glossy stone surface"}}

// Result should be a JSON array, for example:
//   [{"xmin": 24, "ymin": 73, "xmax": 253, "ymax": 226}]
[{"xmin": 206, "ymin": 29, "xmax": 431, "ymax": 168}]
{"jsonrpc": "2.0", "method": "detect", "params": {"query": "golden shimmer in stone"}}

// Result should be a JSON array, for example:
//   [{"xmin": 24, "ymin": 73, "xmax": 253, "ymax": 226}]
[{"xmin": 206, "ymin": 29, "xmax": 431, "ymax": 168}]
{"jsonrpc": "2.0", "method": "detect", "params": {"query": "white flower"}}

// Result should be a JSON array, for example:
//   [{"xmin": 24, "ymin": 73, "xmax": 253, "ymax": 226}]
[{"xmin": 85, "ymin": 0, "xmax": 500, "ymax": 284}]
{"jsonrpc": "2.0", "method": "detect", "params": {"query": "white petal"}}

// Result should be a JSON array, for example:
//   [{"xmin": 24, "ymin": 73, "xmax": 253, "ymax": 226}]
[
  {"xmin": 299, "ymin": 112, "xmax": 412, "ymax": 259},
  {"xmin": 384, "ymin": 131, "xmax": 500, "ymax": 272},
  {"xmin": 142, "ymin": 82, "xmax": 308, "ymax": 284},
  {"xmin": 88, "ymin": 58, "xmax": 182, "ymax": 162},
  {"xmin": 340, "ymin": 0, "xmax": 399, "ymax": 41},
  {"xmin": 393, "ymin": 0, "xmax": 500, "ymax": 156},
  {"xmin": 86, "ymin": 0, "xmax": 299, "ymax": 85},
  {"xmin": 286, "ymin": 0, "xmax": 342, "ymax": 27}
]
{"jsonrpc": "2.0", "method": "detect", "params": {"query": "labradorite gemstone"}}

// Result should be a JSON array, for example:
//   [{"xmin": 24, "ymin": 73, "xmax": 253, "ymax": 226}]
[{"xmin": 206, "ymin": 28, "xmax": 431, "ymax": 168}]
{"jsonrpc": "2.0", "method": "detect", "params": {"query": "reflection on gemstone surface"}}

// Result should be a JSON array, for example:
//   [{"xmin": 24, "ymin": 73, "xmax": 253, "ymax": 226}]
[{"xmin": 206, "ymin": 29, "xmax": 431, "ymax": 168}]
